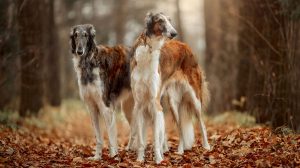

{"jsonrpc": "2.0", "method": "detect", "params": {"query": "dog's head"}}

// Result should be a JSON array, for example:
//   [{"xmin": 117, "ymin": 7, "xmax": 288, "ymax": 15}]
[
  {"xmin": 144, "ymin": 12, "xmax": 177, "ymax": 39},
  {"xmin": 70, "ymin": 24, "xmax": 96, "ymax": 56}
]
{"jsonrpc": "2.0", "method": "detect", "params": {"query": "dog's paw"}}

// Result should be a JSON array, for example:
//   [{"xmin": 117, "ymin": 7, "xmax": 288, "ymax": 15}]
[
  {"xmin": 136, "ymin": 155, "xmax": 144, "ymax": 162},
  {"xmin": 155, "ymin": 155, "xmax": 163, "ymax": 164},
  {"xmin": 154, "ymin": 148, "xmax": 163, "ymax": 164},
  {"xmin": 88, "ymin": 155, "xmax": 101, "ymax": 161},
  {"xmin": 176, "ymin": 143, "xmax": 184, "ymax": 155},
  {"xmin": 109, "ymin": 147, "xmax": 118, "ymax": 158},
  {"xmin": 137, "ymin": 149, "xmax": 145, "ymax": 162},
  {"xmin": 203, "ymin": 144, "xmax": 211, "ymax": 151},
  {"xmin": 175, "ymin": 149, "xmax": 184, "ymax": 155},
  {"xmin": 125, "ymin": 143, "xmax": 133, "ymax": 151}
]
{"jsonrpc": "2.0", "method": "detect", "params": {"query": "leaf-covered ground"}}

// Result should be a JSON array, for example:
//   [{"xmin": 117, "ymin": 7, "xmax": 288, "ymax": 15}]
[{"xmin": 0, "ymin": 100, "xmax": 299, "ymax": 167}]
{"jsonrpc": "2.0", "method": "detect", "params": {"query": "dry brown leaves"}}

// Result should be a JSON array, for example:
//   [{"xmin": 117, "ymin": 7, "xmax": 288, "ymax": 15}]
[{"xmin": 0, "ymin": 116, "xmax": 299, "ymax": 167}]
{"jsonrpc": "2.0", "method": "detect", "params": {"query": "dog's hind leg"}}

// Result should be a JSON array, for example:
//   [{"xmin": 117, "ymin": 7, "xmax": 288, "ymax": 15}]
[
  {"xmin": 122, "ymin": 95, "xmax": 137, "ymax": 151},
  {"xmin": 86, "ymin": 101, "xmax": 103, "ymax": 160},
  {"xmin": 195, "ymin": 101, "xmax": 210, "ymax": 150},
  {"xmin": 168, "ymin": 95, "xmax": 185, "ymax": 154},
  {"xmin": 126, "ymin": 119, "xmax": 137, "ymax": 151},
  {"xmin": 160, "ymin": 95, "xmax": 169, "ymax": 153}
]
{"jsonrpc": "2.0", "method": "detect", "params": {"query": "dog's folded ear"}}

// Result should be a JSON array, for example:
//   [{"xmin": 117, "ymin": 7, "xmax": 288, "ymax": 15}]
[
  {"xmin": 70, "ymin": 26, "xmax": 76, "ymax": 54},
  {"xmin": 87, "ymin": 24, "xmax": 97, "ymax": 53},
  {"xmin": 145, "ymin": 12, "xmax": 154, "ymax": 36},
  {"xmin": 88, "ymin": 24, "xmax": 96, "ymax": 37}
]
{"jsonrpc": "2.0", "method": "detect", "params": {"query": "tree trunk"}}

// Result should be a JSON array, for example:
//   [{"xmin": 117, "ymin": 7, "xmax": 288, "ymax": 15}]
[
  {"xmin": 44, "ymin": 0, "xmax": 61, "ymax": 106},
  {"xmin": 204, "ymin": 0, "xmax": 239, "ymax": 114},
  {"xmin": 114, "ymin": 0, "xmax": 128, "ymax": 44},
  {"xmin": 18, "ymin": 0, "xmax": 44, "ymax": 116},
  {"xmin": 235, "ymin": 0, "xmax": 252, "ymax": 111},
  {"xmin": 0, "ymin": 0, "xmax": 18, "ymax": 110},
  {"xmin": 175, "ymin": 0, "xmax": 184, "ymax": 41}
]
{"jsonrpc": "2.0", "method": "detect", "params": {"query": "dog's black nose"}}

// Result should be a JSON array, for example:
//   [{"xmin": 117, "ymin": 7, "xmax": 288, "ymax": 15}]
[
  {"xmin": 77, "ymin": 50, "xmax": 83, "ymax": 55},
  {"xmin": 171, "ymin": 32, "xmax": 177, "ymax": 38}
]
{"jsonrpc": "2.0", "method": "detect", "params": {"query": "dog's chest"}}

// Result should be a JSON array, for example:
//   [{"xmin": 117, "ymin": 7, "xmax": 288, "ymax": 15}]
[
  {"xmin": 131, "ymin": 45, "xmax": 162, "ymax": 99},
  {"xmin": 73, "ymin": 57, "xmax": 103, "ymax": 101}
]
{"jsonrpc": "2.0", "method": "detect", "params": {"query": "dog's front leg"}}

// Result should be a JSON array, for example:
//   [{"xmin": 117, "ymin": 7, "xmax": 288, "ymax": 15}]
[
  {"xmin": 151, "ymin": 100, "xmax": 164, "ymax": 164},
  {"xmin": 102, "ymin": 107, "xmax": 118, "ymax": 157},
  {"xmin": 86, "ymin": 102, "xmax": 103, "ymax": 160},
  {"xmin": 134, "ymin": 103, "xmax": 146, "ymax": 162}
]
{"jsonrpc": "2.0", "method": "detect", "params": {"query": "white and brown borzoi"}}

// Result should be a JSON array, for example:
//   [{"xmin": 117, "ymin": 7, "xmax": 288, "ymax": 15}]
[
  {"xmin": 130, "ymin": 12, "xmax": 210, "ymax": 163},
  {"xmin": 70, "ymin": 24, "xmax": 131, "ymax": 160}
]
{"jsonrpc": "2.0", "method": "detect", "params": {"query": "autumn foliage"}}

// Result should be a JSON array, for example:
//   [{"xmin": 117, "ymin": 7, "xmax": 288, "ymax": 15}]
[{"xmin": 0, "ymin": 102, "xmax": 299, "ymax": 167}]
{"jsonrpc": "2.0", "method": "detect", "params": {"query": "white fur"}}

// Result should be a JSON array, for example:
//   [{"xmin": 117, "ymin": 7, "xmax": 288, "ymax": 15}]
[
  {"xmin": 72, "ymin": 55, "xmax": 103, "ymax": 104},
  {"xmin": 131, "ymin": 37, "xmax": 166, "ymax": 163},
  {"xmin": 131, "ymin": 38, "xmax": 165, "ymax": 100}
]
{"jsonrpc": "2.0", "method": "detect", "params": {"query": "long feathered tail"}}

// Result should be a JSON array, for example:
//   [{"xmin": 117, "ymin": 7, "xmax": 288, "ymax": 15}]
[{"xmin": 180, "ymin": 109, "xmax": 195, "ymax": 150}]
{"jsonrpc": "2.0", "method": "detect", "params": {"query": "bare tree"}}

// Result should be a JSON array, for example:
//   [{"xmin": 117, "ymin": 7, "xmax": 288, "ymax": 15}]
[
  {"xmin": 204, "ymin": 0, "xmax": 239, "ymax": 114},
  {"xmin": 175, "ymin": 0, "xmax": 184, "ymax": 41},
  {"xmin": 0, "ymin": 0, "xmax": 19, "ymax": 110},
  {"xmin": 240, "ymin": 0, "xmax": 300, "ymax": 129},
  {"xmin": 44, "ymin": 0, "xmax": 61, "ymax": 106},
  {"xmin": 17, "ymin": 0, "xmax": 45, "ymax": 116},
  {"xmin": 113, "ymin": 0, "xmax": 128, "ymax": 44}
]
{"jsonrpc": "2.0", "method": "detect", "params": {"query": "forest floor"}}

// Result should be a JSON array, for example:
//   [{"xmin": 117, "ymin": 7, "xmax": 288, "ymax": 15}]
[{"xmin": 0, "ymin": 99, "xmax": 299, "ymax": 167}]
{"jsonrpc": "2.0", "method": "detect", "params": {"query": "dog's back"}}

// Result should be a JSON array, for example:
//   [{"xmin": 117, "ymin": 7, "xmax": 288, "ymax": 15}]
[{"xmin": 93, "ymin": 45, "xmax": 131, "ymax": 107}]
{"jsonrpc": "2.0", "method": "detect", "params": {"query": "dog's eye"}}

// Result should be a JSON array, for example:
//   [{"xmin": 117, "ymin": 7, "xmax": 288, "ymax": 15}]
[
  {"xmin": 74, "ymin": 33, "xmax": 78, "ymax": 38},
  {"xmin": 84, "ymin": 33, "xmax": 88, "ymax": 37},
  {"xmin": 158, "ymin": 19, "xmax": 164, "ymax": 26}
]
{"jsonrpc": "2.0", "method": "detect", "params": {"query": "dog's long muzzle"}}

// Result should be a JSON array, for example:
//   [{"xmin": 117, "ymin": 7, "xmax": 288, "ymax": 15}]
[
  {"xmin": 76, "ymin": 46, "xmax": 84, "ymax": 56},
  {"xmin": 170, "ymin": 31, "xmax": 177, "ymax": 39}
]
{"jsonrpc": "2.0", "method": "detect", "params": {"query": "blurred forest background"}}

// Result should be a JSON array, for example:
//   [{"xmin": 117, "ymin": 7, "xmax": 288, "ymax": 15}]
[{"xmin": 0, "ymin": 0, "xmax": 299, "ymax": 133}]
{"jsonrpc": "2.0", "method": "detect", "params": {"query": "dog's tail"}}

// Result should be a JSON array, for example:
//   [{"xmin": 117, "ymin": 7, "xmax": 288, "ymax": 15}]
[
  {"xmin": 180, "ymin": 105, "xmax": 195, "ymax": 150},
  {"xmin": 201, "ymin": 71, "xmax": 210, "ymax": 112}
]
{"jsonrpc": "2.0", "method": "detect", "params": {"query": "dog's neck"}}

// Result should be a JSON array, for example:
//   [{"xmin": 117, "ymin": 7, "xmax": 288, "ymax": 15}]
[
  {"xmin": 146, "ymin": 36, "xmax": 165, "ymax": 51},
  {"xmin": 138, "ymin": 32, "xmax": 166, "ymax": 53},
  {"xmin": 72, "ymin": 48, "xmax": 98, "ymax": 85}
]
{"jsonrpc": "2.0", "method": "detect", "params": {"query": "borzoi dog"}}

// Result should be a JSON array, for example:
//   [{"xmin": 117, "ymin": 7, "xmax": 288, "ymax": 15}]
[
  {"xmin": 130, "ymin": 12, "xmax": 210, "ymax": 163},
  {"xmin": 70, "ymin": 24, "xmax": 131, "ymax": 160}
]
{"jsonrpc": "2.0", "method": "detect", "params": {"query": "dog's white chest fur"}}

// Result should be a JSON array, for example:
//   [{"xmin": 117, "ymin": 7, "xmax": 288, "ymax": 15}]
[
  {"xmin": 72, "ymin": 56, "xmax": 103, "ymax": 102},
  {"xmin": 131, "ymin": 38, "xmax": 165, "ymax": 100}
]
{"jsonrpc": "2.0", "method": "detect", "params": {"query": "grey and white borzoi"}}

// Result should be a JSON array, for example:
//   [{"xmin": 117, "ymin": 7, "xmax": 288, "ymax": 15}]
[{"xmin": 70, "ymin": 24, "xmax": 132, "ymax": 160}]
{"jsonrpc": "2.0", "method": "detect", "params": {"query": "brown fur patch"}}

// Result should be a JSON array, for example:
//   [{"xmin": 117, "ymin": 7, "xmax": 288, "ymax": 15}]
[
  {"xmin": 160, "ymin": 40, "xmax": 208, "ymax": 105},
  {"xmin": 93, "ymin": 45, "xmax": 131, "ymax": 107}
]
